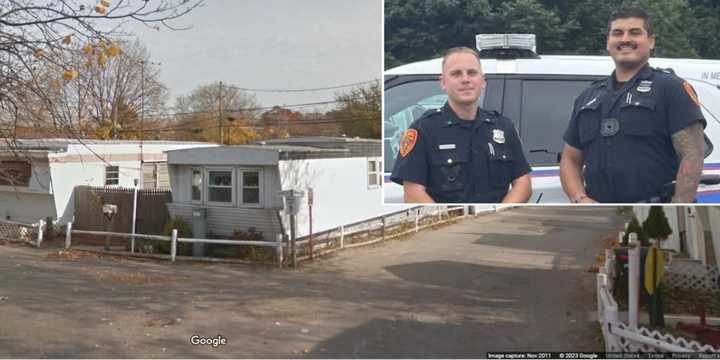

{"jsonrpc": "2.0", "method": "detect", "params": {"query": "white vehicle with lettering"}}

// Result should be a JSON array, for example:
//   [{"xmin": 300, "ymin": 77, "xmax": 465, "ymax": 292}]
[{"xmin": 383, "ymin": 34, "xmax": 720, "ymax": 203}]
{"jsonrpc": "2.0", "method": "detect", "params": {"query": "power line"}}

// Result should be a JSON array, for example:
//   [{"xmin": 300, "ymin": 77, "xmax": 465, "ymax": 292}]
[
  {"xmin": 222, "ymin": 79, "xmax": 378, "ymax": 93},
  {"xmin": 118, "ymin": 116, "xmax": 373, "ymax": 134},
  {"xmin": 145, "ymin": 99, "xmax": 345, "ymax": 118}
]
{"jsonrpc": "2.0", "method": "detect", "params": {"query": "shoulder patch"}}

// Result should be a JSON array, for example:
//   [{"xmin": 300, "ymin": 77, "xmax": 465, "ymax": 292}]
[
  {"xmin": 682, "ymin": 81, "xmax": 701, "ymax": 107},
  {"xmin": 399, "ymin": 129, "xmax": 418, "ymax": 157}
]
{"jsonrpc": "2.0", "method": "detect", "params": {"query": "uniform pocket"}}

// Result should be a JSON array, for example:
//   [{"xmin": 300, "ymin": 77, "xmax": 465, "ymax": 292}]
[
  {"xmin": 621, "ymin": 98, "xmax": 656, "ymax": 137},
  {"xmin": 576, "ymin": 100, "xmax": 601, "ymax": 145},
  {"xmin": 488, "ymin": 148, "xmax": 514, "ymax": 188},
  {"xmin": 429, "ymin": 150, "xmax": 468, "ymax": 194}
]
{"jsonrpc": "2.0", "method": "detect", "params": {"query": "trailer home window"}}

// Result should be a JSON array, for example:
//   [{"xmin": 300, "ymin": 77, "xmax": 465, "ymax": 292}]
[
  {"xmin": 368, "ymin": 159, "xmax": 381, "ymax": 187},
  {"xmin": 241, "ymin": 170, "xmax": 260, "ymax": 204},
  {"xmin": 207, "ymin": 169, "xmax": 233, "ymax": 203},
  {"xmin": 105, "ymin": 166, "xmax": 119, "ymax": 185},
  {"xmin": 0, "ymin": 160, "xmax": 31, "ymax": 186}
]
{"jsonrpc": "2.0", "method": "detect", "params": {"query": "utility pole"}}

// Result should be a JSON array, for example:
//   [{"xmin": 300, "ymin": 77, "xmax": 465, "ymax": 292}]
[
  {"xmin": 218, "ymin": 81, "xmax": 223, "ymax": 145},
  {"xmin": 140, "ymin": 60, "xmax": 144, "ymax": 167},
  {"xmin": 112, "ymin": 96, "xmax": 118, "ymax": 139}
]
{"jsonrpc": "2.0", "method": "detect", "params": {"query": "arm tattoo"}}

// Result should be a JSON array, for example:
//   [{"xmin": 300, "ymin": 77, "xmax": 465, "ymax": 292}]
[{"xmin": 671, "ymin": 122, "xmax": 704, "ymax": 203}]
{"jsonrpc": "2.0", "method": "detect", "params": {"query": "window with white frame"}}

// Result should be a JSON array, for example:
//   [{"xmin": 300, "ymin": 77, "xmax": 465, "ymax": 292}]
[
  {"xmin": 191, "ymin": 168, "xmax": 202, "ymax": 201},
  {"xmin": 207, "ymin": 169, "xmax": 233, "ymax": 203},
  {"xmin": 367, "ymin": 158, "xmax": 381, "ymax": 187},
  {"xmin": 105, "ymin": 166, "xmax": 119, "ymax": 185},
  {"xmin": 241, "ymin": 170, "xmax": 260, "ymax": 205}
]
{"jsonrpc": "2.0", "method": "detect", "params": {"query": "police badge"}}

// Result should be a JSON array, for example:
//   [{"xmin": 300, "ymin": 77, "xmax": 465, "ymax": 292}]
[{"xmin": 492, "ymin": 129, "xmax": 505, "ymax": 144}]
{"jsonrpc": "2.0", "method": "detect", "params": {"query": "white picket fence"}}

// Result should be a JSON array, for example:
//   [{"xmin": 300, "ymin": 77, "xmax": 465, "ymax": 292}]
[
  {"xmin": 597, "ymin": 249, "xmax": 719, "ymax": 352},
  {"xmin": 0, "ymin": 219, "xmax": 45, "ymax": 247}
]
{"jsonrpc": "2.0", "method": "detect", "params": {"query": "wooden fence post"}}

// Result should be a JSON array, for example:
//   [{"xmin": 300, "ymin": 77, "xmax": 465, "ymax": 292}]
[
  {"xmin": 628, "ymin": 243, "xmax": 640, "ymax": 330},
  {"xmin": 35, "ymin": 219, "xmax": 44, "ymax": 247},
  {"xmin": 65, "ymin": 222, "xmax": 72, "ymax": 249},
  {"xmin": 171, "ymin": 229, "xmax": 178, "ymax": 263},
  {"xmin": 381, "ymin": 217, "xmax": 386, "ymax": 241},
  {"xmin": 275, "ymin": 233, "xmax": 283, "ymax": 268},
  {"xmin": 340, "ymin": 225, "xmax": 344, "ymax": 249},
  {"xmin": 415, "ymin": 210, "xmax": 419, "ymax": 232},
  {"xmin": 597, "ymin": 273, "xmax": 605, "ymax": 330}
]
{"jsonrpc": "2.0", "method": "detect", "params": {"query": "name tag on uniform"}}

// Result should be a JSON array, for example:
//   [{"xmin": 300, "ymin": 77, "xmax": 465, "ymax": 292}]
[
  {"xmin": 438, "ymin": 144, "xmax": 456, "ymax": 150},
  {"xmin": 493, "ymin": 129, "xmax": 505, "ymax": 144},
  {"xmin": 637, "ymin": 80, "xmax": 652, "ymax": 93}
]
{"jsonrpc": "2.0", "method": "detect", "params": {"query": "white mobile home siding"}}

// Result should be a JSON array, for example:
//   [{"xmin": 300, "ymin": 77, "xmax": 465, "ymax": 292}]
[
  {"xmin": 278, "ymin": 157, "xmax": 392, "ymax": 238},
  {"xmin": 49, "ymin": 159, "xmax": 144, "ymax": 224}
]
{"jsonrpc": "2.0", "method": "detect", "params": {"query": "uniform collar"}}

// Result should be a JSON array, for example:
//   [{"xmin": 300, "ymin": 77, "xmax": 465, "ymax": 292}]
[
  {"xmin": 603, "ymin": 63, "xmax": 653, "ymax": 90},
  {"xmin": 440, "ymin": 102, "xmax": 493, "ymax": 127}
]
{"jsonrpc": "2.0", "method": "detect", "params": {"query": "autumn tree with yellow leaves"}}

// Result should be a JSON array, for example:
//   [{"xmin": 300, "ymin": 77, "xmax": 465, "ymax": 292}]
[
  {"xmin": 333, "ymin": 80, "xmax": 381, "ymax": 139},
  {"xmin": 0, "ymin": 0, "xmax": 202, "ymax": 140},
  {"xmin": 59, "ymin": 40, "xmax": 168, "ymax": 139}
]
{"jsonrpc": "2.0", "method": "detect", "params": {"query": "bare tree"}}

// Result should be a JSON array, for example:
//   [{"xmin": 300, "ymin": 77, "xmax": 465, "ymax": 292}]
[
  {"xmin": 56, "ymin": 39, "xmax": 168, "ymax": 139},
  {"xmin": 0, "ymin": 0, "xmax": 203, "ymax": 139},
  {"xmin": 173, "ymin": 82, "xmax": 260, "ymax": 143}
]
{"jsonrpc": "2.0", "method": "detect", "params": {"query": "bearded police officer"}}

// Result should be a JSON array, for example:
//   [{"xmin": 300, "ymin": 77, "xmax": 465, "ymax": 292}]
[
  {"xmin": 390, "ymin": 47, "xmax": 532, "ymax": 203},
  {"xmin": 560, "ymin": 7, "xmax": 706, "ymax": 203}
]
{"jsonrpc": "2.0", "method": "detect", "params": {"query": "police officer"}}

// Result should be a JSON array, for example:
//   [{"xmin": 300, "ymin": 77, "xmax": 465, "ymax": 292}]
[
  {"xmin": 390, "ymin": 47, "xmax": 532, "ymax": 203},
  {"xmin": 560, "ymin": 7, "xmax": 706, "ymax": 203}
]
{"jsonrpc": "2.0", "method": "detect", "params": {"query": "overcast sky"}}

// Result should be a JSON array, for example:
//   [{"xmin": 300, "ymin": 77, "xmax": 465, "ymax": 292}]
[{"xmin": 124, "ymin": 0, "xmax": 381, "ymax": 111}]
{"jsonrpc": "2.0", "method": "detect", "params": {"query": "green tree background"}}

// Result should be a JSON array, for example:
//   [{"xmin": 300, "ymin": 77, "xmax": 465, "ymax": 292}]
[{"xmin": 385, "ymin": 0, "xmax": 720, "ymax": 69}]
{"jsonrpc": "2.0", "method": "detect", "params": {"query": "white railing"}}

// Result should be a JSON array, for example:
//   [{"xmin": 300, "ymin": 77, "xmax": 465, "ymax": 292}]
[
  {"xmin": 65, "ymin": 223, "xmax": 284, "ymax": 267},
  {"xmin": 0, "ymin": 219, "xmax": 44, "ymax": 247},
  {"xmin": 63, "ymin": 205, "xmax": 498, "ymax": 267},
  {"xmin": 597, "ymin": 247, "xmax": 719, "ymax": 352},
  {"xmin": 293, "ymin": 205, "xmax": 493, "ymax": 261}
]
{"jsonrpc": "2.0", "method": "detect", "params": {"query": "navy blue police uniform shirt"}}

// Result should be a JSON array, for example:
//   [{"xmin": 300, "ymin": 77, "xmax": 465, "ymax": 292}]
[
  {"xmin": 390, "ymin": 103, "xmax": 530, "ymax": 203},
  {"xmin": 563, "ymin": 64, "xmax": 706, "ymax": 203}
]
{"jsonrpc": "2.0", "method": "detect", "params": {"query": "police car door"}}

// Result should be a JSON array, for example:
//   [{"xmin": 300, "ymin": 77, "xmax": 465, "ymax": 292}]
[{"xmin": 501, "ymin": 75, "xmax": 604, "ymax": 203}]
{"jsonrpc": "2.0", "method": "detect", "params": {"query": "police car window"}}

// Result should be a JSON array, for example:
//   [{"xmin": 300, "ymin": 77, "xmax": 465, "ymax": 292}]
[
  {"xmin": 518, "ymin": 80, "xmax": 593, "ymax": 166},
  {"xmin": 383, "ymin": 79, "xmax": 494, "ymax": 172}
]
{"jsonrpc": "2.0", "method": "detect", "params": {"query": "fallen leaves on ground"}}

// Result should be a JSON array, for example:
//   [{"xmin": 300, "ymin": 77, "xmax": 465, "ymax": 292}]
[
  {"xmin": 144, "ymin": 316, "xmax": 181, "ymax": 327},
  {"xmin": 87, "ymin": 269, "xmax": 175, "ymax": 284},
  {"xmin": 47, "ymin": 249, "xmax": 103, "ymax": 261}
]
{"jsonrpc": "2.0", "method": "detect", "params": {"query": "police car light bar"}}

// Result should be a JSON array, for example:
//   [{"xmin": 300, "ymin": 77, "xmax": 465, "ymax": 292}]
[{"xmin": 476, "ymin": 34, "xmax": 537, "ymax": 54}]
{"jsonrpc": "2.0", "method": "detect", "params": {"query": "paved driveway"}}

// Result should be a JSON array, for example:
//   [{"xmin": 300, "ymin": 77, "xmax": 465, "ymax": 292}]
[{"xmin": 0, "ymin": 206, "xmax": 623, "ymax": 358}]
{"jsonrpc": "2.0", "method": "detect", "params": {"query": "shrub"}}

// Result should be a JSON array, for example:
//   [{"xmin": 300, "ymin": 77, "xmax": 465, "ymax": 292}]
[
  {"xmin": 164, "ymin": 216, "xmax": 192, "ymax": 237},
  {"xmin": 207, "ymin": 227, "xmax": 273, "ymax": 262},
  {"xmin": 623, "ymin": 216, "xmax": 649, "ymax": 246},
  {"xmin": 135, "ymin": 216, "xmax": 193, "ymax": 255},
  {"xmin": 642, "ymin": 206, "xmax": 672, "ymax": 243}
]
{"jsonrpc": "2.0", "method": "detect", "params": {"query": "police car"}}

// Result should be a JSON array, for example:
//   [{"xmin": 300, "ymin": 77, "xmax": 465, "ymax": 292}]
[{"xmin": 383, "ymin": 34, "xmax": 720, "ymax": 203}]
